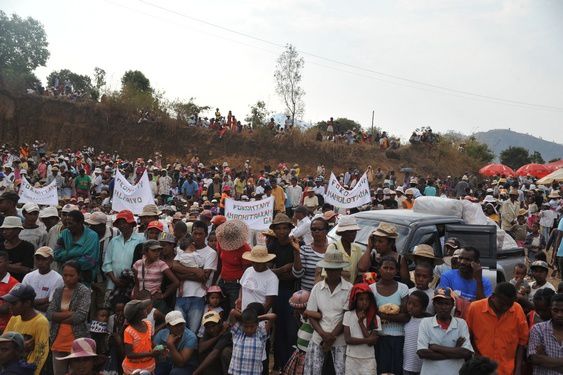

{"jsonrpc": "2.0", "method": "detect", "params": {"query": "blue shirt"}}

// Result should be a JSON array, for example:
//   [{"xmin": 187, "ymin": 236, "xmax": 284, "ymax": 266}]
[
  {"xmin": 558, "ymin": 218, "xmax": 563, "ymax": 257},
  {"xmin": 438, "ymin": 269, "xmax": 492, "ymax": 301},
  {"xmin": 102, "ymin": 233, "xmax": 145, "ymax": 289},
  {"xmin": 153, "ymin": 327, "xmax": 197, "ymax": 368},
  {"xmin": 54, "ymin": 226, "xmax": 100, "ymax": 276},
  {"xmin": 181, "ymin": 180, "xmax": 198, "ymax": 197},
  {"xmin": 423, "ymin": 186, "xmax": 437, "ymax": 196}
]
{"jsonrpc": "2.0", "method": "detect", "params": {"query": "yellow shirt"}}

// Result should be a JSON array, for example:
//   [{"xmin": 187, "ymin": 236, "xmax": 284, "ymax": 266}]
[
  {"xmin": 272, "ymin": 186, "xmax": 286, "ymax": 212},
  {"xmin": 322, "ymin": 240, "xmax": 363, "ymax": 284},
  {"xmin": 5, "ymin": 313, "xmax": 50, "ymax": 375}
]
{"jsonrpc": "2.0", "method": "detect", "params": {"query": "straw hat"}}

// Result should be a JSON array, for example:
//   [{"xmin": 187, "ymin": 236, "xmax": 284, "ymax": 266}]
[
  {"xmin": 317, "ymin": 247, "xmax": 350, "ymax": 269},
  {"xmin": 139, "ymin": 204, "xmax": 161, "ymax": 217},
  {"xmin": 408, "ymin": 244, "xmax": 443, "ymax": 264},
  {"xmin": 242, "ymin": 245, "xmax": 276, "ymax": 263},
  {"xmin": 548, "ymin": 191, "xmax": 561, "ymax": 199},
  {"xmin": 508, "ymin": 187, "xmax": 519, "ymax": 196},
  {"xmin": 517, "ymin": 208, "xmax": 528, "ymax": 217},
  {"xmin": 335, "ymin": 215, "xmax": 360, "ymax": 233},
  {"xmin": 269, "ymin": 213, "xmax": 294, "ymax": 229},
  {"xmin": 371, "ymin": 222, "xmax": 398, "ymax": 238},
  {"xmin": 261, "ymin": 229, "xmax": 277, "ymax": 238},
  {"xmin": 216, "ymin": 219, "xmax": 249, "ymax": 251},
  {"xmin": 481, "ymin": 195, "xmax": 497, "ymax": 204}
]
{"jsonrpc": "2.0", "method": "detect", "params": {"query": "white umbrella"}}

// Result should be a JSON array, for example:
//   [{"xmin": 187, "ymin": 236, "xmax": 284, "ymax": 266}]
[{"xmin": 536, "ymin": 168, "xmax": 563, "ymax": 185}]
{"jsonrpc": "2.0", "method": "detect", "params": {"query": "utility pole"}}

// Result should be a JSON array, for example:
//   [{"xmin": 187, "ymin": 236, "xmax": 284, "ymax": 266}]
[{"xmin": 371, "ymin": 110, "xmax": 374, "ymax": 135}]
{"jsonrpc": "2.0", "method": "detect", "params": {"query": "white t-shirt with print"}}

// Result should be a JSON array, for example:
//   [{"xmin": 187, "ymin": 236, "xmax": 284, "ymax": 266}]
[
  {"xmin": 22, "ymin": 269, "xmax": 64, "ymax": 301},
  {"xmin": 240, "ymin": 267, "xmax": 279, "ymax": 310}
]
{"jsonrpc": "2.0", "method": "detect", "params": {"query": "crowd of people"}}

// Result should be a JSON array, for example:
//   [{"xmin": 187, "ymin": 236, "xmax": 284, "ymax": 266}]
[{"xmin": 0, "ymin": 141, "xmax": 562, "ymax": 375}]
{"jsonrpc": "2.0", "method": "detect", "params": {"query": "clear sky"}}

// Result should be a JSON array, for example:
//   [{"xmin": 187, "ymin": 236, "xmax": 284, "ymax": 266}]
[{"xmin": 3, "ymin": 0, "xmax": 563, "ymax": 143}]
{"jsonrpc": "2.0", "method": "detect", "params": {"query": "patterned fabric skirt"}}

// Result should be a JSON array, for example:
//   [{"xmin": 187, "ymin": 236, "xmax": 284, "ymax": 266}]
[{"xmin": 282, "ymin": 349, "xmax": 306, "ymax": 375}]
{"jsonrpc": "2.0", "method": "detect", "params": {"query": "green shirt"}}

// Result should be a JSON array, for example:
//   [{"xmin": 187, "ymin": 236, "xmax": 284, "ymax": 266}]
[{"xmin": 74, "ymin": 174, "xmax": 91, "ymax": 190}]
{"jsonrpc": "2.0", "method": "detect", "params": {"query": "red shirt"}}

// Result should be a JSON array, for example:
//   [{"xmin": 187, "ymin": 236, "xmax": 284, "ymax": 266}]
[
  {"xmin": 0, "ymin": 273, "xmax": 20, "ymax": 331},
  {"xmin": 218, "ymin": 243, "xmax": 251, "ymax": 281}
]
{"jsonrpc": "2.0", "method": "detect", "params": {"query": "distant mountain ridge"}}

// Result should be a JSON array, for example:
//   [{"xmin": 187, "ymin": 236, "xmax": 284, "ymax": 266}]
[{"xmin": 474, "ymin": 129, "xmax": 563, "ymax": 162}]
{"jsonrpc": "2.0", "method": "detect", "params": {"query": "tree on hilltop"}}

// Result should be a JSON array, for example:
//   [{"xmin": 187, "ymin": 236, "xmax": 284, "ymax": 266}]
[
  {"xmin": 274, "ymin": 44, "xmax": 305, "ymax": 126},
  {"xmin": 315, "ymin": 117, "xmax": 362, "ymax": 133},
  {"xmin": 47, "ymin": 69, "xmax": 93, "ymax": 92},
  {"xmin": 121, "ymin": 70, "xmax": 152, "ymax": 93},
  {"xmin": 245, "ymin": 100, "xmax": 271, "ymax": 128}
]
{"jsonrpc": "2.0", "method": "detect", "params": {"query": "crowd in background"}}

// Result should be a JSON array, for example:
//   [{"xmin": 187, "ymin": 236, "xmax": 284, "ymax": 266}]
[{"xmin": 0, "ymin": 141, "xmax": 562, "ymax": 375}]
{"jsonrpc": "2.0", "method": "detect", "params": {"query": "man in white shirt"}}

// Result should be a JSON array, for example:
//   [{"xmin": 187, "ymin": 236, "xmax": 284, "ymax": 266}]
[
  {"xmin": 173, "ymin": 221, "xmax": 218, "ymax": 332},
  {"xmin": 285, "ymin": 177, "xmax": 303, "ymax": 213},
  {"xmin": 417, "ymin": 288, "xmax": 473, "ymax": 375},
  {"xmin": 290, "ymin": 206, "xmax": 313, "ymax": 245},
  {"xmin": 21, "ymin": 247, "xmax": 63, "ymax": 312}
]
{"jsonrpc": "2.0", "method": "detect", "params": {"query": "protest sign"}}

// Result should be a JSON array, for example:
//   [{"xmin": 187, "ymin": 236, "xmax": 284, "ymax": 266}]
[
  {"xmin": 112, "ymin": 170, "xmax": 155, "ymax": 214},
  {"xmin": 19, "ymin": 177, "xmax": 59, "ymax": 206},
  {"xmin": 324, "ymin": 172, "xmax": 372, "ymax": 208},
  {"xmin": 225, "ymin": 197, "xmax": 274, "ymax": 230}
]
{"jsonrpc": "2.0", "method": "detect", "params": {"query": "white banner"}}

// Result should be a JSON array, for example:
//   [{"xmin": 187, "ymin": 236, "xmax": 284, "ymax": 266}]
[
  {"xmin": 19, "ymin": 177, "xmax": 59, "ymax": 206},
  {"xmin": 225, "ymin": 197, "xmax": 274, "ymax": 230},
  {"xmin": 112, "ymin": 170, "xmax": 155, "ymax": 214},
  {"xmin": 324, "ymin": 172, "xmax": 372, "ymax": 208}
]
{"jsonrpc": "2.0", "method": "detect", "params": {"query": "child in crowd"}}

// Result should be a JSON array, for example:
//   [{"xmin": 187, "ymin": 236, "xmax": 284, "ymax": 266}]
[
  {"xmin": 176, "ymin": 235, "xmax": 205, "ymax": 294},
  {"xmin": 525, "ymin": 223, "xmax": 546, "ymax": 262},
  {"xmin": 136, "ymin": 290, "xmax": 165, "ymax": 334},
  {"xmin": 282, "ymin": 290, "xmax": 317, "ymax": 375},
  {"xmin": 529, "ymin": 261, "xmax": 556, "ymax": 302},
  {"xmin": 89, "ymin": 307, "xmax": 109, "ymax": 356},
  {"xmin": 105, "ymin": 299, "xmax": 126, "ymax": 375},
  {"xmin": 198, "ymin": 285, "xmax": 225, "ymax": 337},
  {"xmin": 509, "ymin": 211, "xmax": 528, "ymax": 247},
  {"xmin": 0, "ymin": 332, "xmax": 36, "ymax": 375},
  {"xmin": 207, "ymin": 231, "xmax": 217, "ymax": 250},
  {"xmin": 528, "ymin": 288, "xmax": 555, "ymax": 326},
  {"xmin": 403, "ymin": 291, "xmax": 431, "ymax": 375},
  {"xmin": 510, "ymin": 263, "xmax": 531, "ymax": 301},
  {"xmin": 121, "ymin": 300, "xmax": 164, "ymax": 375},
  {"xmin": 228, "ymin": 306, "xmax": 276, "ymax": 375},
  {"xmin": 409, "ymin": 263, "xmax": 435, "ymax": 314},
  {"xmin": 343, "ymin": 283, "xmax": 381, "ymax": 375},
  {"xmin": 538, "ymin": 203, "xmax": 557, "ymax": 240},
  {"xmin": 370, "ymin": 256, "xmax": 409, "ymax": 375}
]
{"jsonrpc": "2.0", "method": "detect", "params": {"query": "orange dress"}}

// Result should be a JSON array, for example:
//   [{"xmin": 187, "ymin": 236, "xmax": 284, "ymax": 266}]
[{"xmin": 122, "ymin": 320, "xmax": 155, "ymax": 375}]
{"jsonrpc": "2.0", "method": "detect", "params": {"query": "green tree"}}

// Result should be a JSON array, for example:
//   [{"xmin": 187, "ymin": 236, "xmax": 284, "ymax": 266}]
[
  {"xmin": 170, "ymin": 98, "xmax": 210, "ymax": 122},
  {"xmin": 47, "ymin": 69, "xmax": 93, "ymax": 92},
  {"xmin": 93, "ymin": 67, "xmax": 106, "ymax": 90},
  {"xmin": 315, "ymin": 117, "xmax": 362, "ymax": 133},
  {"xmin": 464, "ymin": 137, "xmax": 495, "ymax": 164},
  {"xmin": 245, "ymin": 100, "xmax": 271, "ymax": 127},
  {"xmin": 121, "ymin": 70, "xmax": 152, "ymax": 93},
  {"xmin": 529, "ymin": 150, "xmax": 544, "ymax": 164},
  {"xmin": 274, "ymin": 44, "xmax": 305, "ymax": 125},
  {"xmin": 500, "ymin": 146, "xmax": 531, "ymax": 169},
  {"xmin": 0, "ymin": 11, "xmax": 49, "ymax": 90}
]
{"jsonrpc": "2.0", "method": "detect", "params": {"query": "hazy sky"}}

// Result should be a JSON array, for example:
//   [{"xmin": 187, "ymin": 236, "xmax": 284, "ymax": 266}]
[{"xmin": 4, "ymin": 0, "xmax": 563, "ymax": 143}]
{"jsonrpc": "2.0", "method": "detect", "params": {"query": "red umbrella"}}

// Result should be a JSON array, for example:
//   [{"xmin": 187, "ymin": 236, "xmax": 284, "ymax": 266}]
[
  {"xmin": 479, "ymin": 163, "xmax": 515, "ymax": 177},
  {"xmin": 546, "ymin": 159, "xmax": 563, "ymax": 172},
  {"xmin": 515, "ymin": 163, "xmax": 552, "ymax": 178}
]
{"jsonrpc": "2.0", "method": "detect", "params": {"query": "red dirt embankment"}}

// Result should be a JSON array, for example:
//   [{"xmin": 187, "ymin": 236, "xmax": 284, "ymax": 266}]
[{"xmin": 0, "ymin": 90, "xmax": 479, "ymax": 177}]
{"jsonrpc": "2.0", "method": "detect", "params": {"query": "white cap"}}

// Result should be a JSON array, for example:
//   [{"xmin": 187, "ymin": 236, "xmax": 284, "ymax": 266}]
[
  {"xmin": 85, "ymin": 211, "xmax": 107, "ymax": 225},
  {"xmin": 22, "ymin": 202, "xmax": 40, "ymax": 213},
  {"xmin": 165, "ymin": 310, "xmax": 186, "ymax": 326},
  {"xmin": 62, "ymin": 204, "xmax": 79, "ymax": 213},
  {"xmin": 39, "ymin": 206, "xmax": 59, "ymax": 219}
]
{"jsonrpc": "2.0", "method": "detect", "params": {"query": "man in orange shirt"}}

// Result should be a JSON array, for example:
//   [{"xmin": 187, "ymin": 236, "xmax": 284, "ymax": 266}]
[{"xmin": 465, "ymin": 282, "xmax": 529, "ymax": 375}]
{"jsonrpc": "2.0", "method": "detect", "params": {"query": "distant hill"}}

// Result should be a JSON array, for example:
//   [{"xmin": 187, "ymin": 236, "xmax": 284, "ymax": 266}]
[{"xmin": 474, "ymin": 129, "xmax": 563, "ymax": 162}]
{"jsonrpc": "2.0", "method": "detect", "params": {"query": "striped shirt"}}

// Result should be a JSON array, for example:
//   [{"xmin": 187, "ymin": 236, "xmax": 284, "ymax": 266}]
[
  {"xmin": 403, "ymin": 317, "xmax": 423, "ymax": 372},
  {"xmin": 296, "ymin": 321, "xmax": 314, "ymax": 352},
  {"xmin": 132, "ymin": 258, "xmax": 169, "ymax": 294},
  {"xmin": 292, "ymin": 244, "xmax": 325, "ymax": 291}
]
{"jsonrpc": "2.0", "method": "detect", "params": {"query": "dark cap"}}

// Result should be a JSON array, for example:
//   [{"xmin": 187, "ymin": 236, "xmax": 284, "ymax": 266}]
[
  {"xmin": 0, "ymin": 332, "xmax": 24, "ymax": 351},
  {"xmin": 0, "ymin": 191, "xmax": 19, "ymax": 203},
  {"xmin": 1, "ymin": 284, "xmax": 36, "ymax": 303},
  {"xmin": 433, "ymin": 287, "xmax": 456, "ymax": 301}
]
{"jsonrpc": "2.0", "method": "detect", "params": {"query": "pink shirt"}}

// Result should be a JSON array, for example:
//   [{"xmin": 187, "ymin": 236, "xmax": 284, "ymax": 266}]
[{"xmin": 133, "ymin": 258, "xmax": 169, "ymax": 294}]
